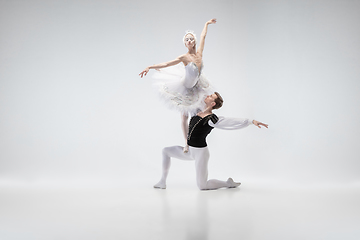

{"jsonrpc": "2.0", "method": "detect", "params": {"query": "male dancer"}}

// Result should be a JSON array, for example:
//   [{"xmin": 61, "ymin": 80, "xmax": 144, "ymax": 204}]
[{"xmin": 154, "ymin": 92, "xmax": 268, "ymax": 190}]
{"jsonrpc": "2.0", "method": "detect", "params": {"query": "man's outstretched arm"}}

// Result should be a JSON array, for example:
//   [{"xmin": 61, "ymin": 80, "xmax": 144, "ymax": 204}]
[{"xmin": 208, "ymin": 117, "xmax": 268, "ymax": 130}]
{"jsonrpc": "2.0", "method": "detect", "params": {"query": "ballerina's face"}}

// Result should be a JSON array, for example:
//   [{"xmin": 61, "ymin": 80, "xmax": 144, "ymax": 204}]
[{"xmin": 184, "ymin": 34, "xmax": 196, "ymax": 48}]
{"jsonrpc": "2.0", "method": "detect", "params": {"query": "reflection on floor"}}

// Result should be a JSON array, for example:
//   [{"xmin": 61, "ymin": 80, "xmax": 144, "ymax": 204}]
[{"xmin": 0, "ymin": 181, "xmax": 359, "ymax": 240}]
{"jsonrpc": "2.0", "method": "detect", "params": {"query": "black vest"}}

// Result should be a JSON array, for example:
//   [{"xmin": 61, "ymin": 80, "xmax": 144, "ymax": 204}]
[{"xmin": 187, "ymin": 114, "xmax": 219, "ymax": 148}]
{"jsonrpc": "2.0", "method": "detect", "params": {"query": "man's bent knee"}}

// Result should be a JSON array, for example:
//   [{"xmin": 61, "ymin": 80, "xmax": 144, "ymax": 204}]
[
  {"xmin": 162, "ymin": 147, "xmax": 170, "ymax": 155},
  {"xmin": 197, "ymin": 182, "xmax": 208, "ymax": 190}
]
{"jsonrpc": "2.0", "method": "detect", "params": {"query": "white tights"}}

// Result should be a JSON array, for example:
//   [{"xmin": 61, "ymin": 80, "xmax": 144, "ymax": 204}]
[{"xmin": 154, "ymin": 146, "xmax": 240, "ymax": 190}]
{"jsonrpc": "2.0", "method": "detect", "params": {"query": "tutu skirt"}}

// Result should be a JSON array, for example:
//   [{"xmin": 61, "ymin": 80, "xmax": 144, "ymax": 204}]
[{"xmin": 151, "ymin": 63, "xmax": 213, "ymax": 116}]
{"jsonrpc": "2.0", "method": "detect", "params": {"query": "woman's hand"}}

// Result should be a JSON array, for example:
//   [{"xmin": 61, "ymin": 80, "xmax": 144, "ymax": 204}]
[
  {"xmin": 139, "ymin": 67, "xmax": 150, "ymax": 78},
  {"xmin": 252, "ymin": 120, "xmax": 268, "ymax": 129},
  {"xmin": 207, "ymin": 18, "xmax": 217, "ymax": 25}
]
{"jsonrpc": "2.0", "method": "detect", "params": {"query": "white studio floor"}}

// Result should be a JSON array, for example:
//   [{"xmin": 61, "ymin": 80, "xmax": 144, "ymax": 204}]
[{"xmin": 0, "ymin": 180, "xmax": 359, "ymax": 240}]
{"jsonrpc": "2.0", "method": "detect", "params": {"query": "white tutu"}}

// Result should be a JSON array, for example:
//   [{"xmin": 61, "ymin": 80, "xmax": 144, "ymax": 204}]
[{"xmin": 151, "ymin": 62, "xmax": 213, "ymax": 116}]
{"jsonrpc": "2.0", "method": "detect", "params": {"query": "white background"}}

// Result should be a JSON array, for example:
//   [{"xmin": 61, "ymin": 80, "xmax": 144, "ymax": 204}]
[
  {"xmin": 1, "ymin": 1, "xmax": 360, "ymax": 240},
  {"xmin": 1, "ymin": 0, "xmax": 360, "ymax": 186}
]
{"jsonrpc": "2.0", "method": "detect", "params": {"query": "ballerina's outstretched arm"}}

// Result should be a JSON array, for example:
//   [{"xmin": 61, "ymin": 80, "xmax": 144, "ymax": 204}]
[
  {"xmin": 139, "ymin": 55, "xmax": 186, "ymax": 78},
  {"xmin": 197, "ymin": 18, "xmax": 217, "ymax": 55}
]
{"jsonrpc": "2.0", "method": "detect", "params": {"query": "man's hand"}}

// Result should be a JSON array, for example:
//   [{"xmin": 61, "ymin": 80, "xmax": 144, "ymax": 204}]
[{"xmin": 253, "ymin": 120, "xmax": 268, "ymax": 129}]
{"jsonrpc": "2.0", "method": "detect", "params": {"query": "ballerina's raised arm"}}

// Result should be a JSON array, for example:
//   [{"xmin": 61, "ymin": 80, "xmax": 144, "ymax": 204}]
[{"xmin": 197, "ymin": 18, "xmax": 217, "ymax": 56}]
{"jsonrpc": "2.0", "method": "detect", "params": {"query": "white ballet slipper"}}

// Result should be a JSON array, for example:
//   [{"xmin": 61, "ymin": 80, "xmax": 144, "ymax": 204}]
[
  {"xmin": 153, "ymin": 181, "xmax": 166, "ymax": 189},
  {"xmin": 226, "ymin": 178, "xmax": 241, "ymax": 188}
]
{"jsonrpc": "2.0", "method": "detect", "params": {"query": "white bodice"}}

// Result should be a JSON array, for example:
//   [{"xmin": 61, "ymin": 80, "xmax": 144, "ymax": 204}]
[{"xmin": 184, "ymin": 62, "xmax": 203, "ymax": 88}]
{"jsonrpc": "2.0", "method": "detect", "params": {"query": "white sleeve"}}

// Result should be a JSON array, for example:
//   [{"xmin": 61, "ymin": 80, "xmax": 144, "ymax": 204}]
[{"xmin": 208, "ymin": 116, "xmax": 253, "ymax": 130}]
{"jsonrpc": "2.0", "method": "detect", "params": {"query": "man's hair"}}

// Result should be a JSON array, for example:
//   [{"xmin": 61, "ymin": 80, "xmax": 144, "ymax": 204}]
[{"xmin": 213, "ymin": 92, "xmax": 224, "ymax": 109}]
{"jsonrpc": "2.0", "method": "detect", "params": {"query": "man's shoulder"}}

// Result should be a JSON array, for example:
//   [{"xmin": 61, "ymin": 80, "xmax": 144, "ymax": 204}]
[{"xmin": 207, "ymin": 113, "xmax": 218, "ymax": 124}]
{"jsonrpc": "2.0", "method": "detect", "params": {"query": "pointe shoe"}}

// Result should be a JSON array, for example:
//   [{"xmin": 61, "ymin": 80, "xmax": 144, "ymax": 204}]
[
  {"xmin": 153, "ymin": 181, "xmax": 166, "ymax": 189},
  {"xmin": 183, "ymin": 145, "xmax": 189, "ymax": 153},
  {"xmin": 227, "ymin": 178, "xmax": 241, "ymax": 188}
]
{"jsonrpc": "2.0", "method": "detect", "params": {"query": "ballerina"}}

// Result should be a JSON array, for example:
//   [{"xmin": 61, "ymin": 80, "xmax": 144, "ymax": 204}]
[{"xmin": 139, "ymin": 18, "xmax": 217, "ymax": 153}]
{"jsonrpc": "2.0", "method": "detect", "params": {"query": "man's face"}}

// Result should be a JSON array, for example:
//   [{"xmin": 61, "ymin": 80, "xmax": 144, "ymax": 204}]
[{"xmin": 204, "ymin": 93, "xmax": 218, "ymax": 106}]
